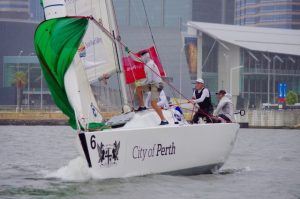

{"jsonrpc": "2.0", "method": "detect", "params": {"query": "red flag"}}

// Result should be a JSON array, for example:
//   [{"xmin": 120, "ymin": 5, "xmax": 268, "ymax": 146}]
[{"xmin": 122, "ymin": 46, "xmax": 166, "ymax": 84}]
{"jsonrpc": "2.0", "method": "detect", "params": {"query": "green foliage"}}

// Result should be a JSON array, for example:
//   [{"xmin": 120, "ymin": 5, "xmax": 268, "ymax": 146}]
[
  {"xmin": 286, "ymin": 91, "xmax": 298, "ymax": 105},
  {"xmin": 13, "ymin": 71, "xmax": 27, "ymax": 88}
]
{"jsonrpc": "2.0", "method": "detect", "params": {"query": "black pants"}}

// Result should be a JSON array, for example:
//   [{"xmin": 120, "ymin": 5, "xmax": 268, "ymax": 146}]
[
  {"xmin": 192, "ymin": 109, "xmax": 213, "ymax": 124},
  {"xmin": 218, "ymin": 114, "xmax": 232, "ymax": 123}
]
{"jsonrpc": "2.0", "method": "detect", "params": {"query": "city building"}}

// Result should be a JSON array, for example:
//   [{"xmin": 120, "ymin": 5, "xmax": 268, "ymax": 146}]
[
  {"xmin": 193, "ymin": 0, "xmax": 235, "ymax": 24},
  {"xmin": 186, "ymin": 22, "xmax": 300, "ymax": 109},
  {"xmin": 0, "ymin": 0, "xmax": 30, "ymax": 20},
  {"xmin": 235, "ymin": 0, "xmax": 300, "ymax": 29},
  {"xmin": 114, "ymin": 0, "xmax": 234, "ymax": 98},
  {"xmin": 2, "ymin": 56, "xmax": 53, "ymax": 108}
]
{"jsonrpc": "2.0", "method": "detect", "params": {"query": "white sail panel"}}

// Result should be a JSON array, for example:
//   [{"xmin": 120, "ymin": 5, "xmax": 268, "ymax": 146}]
[
  {"xmin": 65, "ymin": 0, "xmax": 119, "ymax": 82},
  {"xmin": 64, "ymin": 54, "xmax": 103, "ymax": 127}
]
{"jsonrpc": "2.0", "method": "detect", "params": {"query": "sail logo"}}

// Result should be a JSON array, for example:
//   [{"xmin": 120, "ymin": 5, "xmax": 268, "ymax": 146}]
[
  {"xmin": 85, "ymin": 37, "xmax": 103, "ymax": 49},
  {"xmin": 97, "ymin": 141, "xmax": 120, "ymax": 167},
  {"xmin": 78, "ymin": 42, "xmax": 86, "ymax": 58}
]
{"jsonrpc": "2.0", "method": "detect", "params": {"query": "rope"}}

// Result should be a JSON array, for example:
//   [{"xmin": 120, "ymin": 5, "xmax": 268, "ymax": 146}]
[
  {"xmin": 87, "ymin": 16, "xmax": 221, "ymax": 123},
  {"xmin": 141, "ymin": 0, "xmax": 158, "ymax": 52},
  {"xmin": 140, "ymin": 0, "xmax": 180, "ymax": 105}
]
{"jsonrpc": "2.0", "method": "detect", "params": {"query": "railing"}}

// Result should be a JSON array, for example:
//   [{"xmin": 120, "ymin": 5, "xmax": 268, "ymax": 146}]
[
  {"xmin": 0, "ymin": 105, "xmax": 122, "ymax": 113},
  {"xmin": 243, "ymin": 68, "xmax": 300, "ymax": 75},
  {"xmin": 0, "ymin": 105, "xmax": 60, "ymax": 112}
]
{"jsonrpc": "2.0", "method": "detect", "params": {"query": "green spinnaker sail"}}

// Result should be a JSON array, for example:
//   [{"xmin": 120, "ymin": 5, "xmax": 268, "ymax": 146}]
[{"xmin": 34, "ymin": 17, "xmax": 88, "ymax": 129}]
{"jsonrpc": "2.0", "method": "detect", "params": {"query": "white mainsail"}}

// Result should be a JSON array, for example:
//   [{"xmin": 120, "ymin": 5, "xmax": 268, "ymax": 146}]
[
  {"xmin": 65, "ymin": 0, "xmax": 120, "ymax": 82},
  {"xmin": 42, "ymin": 0, "xmax": 127, "ymax": 128}
]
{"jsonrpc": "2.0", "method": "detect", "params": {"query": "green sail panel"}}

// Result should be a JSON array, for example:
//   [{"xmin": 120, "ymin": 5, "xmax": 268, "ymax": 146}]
[{"xmin": 34, "ymin": 17, "xmax": 88, "ymax": 129}]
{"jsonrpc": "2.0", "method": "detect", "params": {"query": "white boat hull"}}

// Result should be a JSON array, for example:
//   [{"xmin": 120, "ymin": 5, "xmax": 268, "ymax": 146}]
[{"xmin": 76, "ymin": 122, "xmax": 239, "ymax": 179}]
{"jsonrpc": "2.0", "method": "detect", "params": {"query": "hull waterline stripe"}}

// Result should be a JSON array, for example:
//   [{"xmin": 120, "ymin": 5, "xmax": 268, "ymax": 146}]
[{"xmin": 79, "ymin": 133, "xmax": 92, "ymax": 168}]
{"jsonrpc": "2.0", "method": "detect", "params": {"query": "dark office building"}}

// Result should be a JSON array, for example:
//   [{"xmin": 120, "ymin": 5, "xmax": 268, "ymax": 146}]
[{"xmin": 192, "ymin": 0, "xmax": 235, "ymax": 24}]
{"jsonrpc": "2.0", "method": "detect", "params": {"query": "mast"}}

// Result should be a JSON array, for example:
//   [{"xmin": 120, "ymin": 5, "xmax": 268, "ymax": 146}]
[{"xmin": 107, "ymin": 0, "xmax": 131, "ymax": 113}]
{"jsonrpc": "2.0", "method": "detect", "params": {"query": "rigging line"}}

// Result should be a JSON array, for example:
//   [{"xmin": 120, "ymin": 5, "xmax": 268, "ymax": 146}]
[
  {"xmin": 106, "ymin": 0, "xmax": 125, "ymax": 108},
  {"xmin": 202, "ymin": 40, "xmax": 217, "ymax": 69},
  {"xmin": 140, "ymin": 1, "xmax": 176, "ymax": 103},
  {"xmin": 131, "ymin": 0, "xmax": 148, "ymax": 45},
  {"xmin": 90, "ymin": 17, "xmax": 191, "ymax": 102},
  {"xmin": 141, "ymin": 0, "xmax": 158, "ymax": 53}
]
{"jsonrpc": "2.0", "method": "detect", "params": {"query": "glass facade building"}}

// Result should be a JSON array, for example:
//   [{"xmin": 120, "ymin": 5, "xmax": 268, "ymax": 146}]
[
  {"xmin": 240, "ymin": 49, "xmax": 300, "ymax": 108},
  {"xmin": 2, "ymin": 56, "xmax": 53, "ymax": 108},
  {"xmin": 235, "ymin": 0, "xmax": 300, "ymax": 29}
]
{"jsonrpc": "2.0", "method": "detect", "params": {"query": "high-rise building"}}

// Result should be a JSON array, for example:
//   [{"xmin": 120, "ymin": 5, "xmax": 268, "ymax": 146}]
[
  {"xmin": 192, "ymin": 0, "xmax": 235, "ymax": 24},
  {"xmin": 235, "ymin": 0, "xmax": 300, "ymax": 29},
  {"xmin": 0, "ymin": 0, "xmax": 30, "ymax": 20}
]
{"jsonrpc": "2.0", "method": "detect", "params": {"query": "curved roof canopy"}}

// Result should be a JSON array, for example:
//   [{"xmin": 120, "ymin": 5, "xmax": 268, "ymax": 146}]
[{"xmin": 188, "ymin": 22, "xmax": 300, "ymax": 56}]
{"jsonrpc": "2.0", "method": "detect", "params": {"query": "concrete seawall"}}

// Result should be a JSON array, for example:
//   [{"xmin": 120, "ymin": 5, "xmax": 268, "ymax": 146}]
[
  {"xmin": 0, "ymin": 110, "xmax": 299, "ymax": 128},
  {"xmin": 235, "ymin": 110, "xmax": 300, "ymax": 128},
  {"xmin": 0, "ymin": 112, "xmax": 119, "ymax": 126}
]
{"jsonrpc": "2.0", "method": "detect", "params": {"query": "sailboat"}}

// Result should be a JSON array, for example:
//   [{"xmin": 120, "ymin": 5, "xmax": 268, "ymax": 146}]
[{"xmin": 34, "ymin": 0, "xmax": 239, "ymax": 179}]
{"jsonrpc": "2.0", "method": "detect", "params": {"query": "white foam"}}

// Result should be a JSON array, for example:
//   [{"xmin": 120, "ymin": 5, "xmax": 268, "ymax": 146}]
[{"xmin": 45, "ymin": 157, "xmax": 91, "ymax": 182}]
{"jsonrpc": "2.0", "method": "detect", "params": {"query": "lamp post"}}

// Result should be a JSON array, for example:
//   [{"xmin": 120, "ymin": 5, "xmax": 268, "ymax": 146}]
[
  {"xmin": 27, "ymin": 52, "xmax": 35, "ymax": 109},
  {"xmin": 262, "ymin": 53, "xmax": 271, "ymax": 106},
  {"xmin": 272, "ymin": 55, "xmax": 284, "ymax": 104},
  {"xmin": 230, "ymin": 65, "xmax": 244, "ymax": 94},
  {"xmin": 17, "ymin": 50, "xmax": 23, "ymax": 72}
]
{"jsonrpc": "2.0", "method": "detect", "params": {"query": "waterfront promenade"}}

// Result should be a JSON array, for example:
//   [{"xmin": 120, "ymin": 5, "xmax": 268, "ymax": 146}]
[{"xmin": 0, "ymin": 110, "xmax": 299, "ymax": 128}]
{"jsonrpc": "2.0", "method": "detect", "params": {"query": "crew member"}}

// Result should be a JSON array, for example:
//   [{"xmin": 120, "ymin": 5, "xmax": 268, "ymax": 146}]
[
  {"xmin": 213, "ymin": 90, "xmax": 233, "ymax": 123},
  {"xmin": 191, "ymin": 78, "xmax": 213, "ymax": 123},
  {"xmin": 145, "ymin": 90, "xmax": 169, "ymax": 109},
  {"xmin": 135, "ymin": 51, "xmax": 169, "ymax": 125}
]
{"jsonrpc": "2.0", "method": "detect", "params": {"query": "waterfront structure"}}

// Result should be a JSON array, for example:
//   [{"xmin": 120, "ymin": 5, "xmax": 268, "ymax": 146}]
[
  {"xmin": 186, "ymin": 22, "xmax": 300, "ymax": 108},
  {"xmin": 2, "ymin": 56, "xmax": 52, "ymax": 108},
  {"xmin": 235, "ymin": 0, "xmax": 300, "ymax": 29}
]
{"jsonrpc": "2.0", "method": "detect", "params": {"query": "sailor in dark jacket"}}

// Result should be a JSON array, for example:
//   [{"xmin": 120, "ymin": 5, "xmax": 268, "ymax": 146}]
[{"xmin": 191, "ymin": 78, "xmax": 213, "ymax": 123}]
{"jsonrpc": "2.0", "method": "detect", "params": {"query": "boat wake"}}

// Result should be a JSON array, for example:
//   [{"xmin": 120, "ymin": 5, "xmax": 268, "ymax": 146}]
[
  {"xmin": 215, "ymin": 166, "xmax": 251, "ymax": 175},
  {"xmin": 44, "ymin": 157, "xmax": 91, "ymax": 182}
]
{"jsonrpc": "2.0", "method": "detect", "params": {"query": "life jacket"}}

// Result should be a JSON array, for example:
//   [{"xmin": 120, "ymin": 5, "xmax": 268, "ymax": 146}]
[{"xmin": 195, "ymin": 88, "xmax": 213, "ymax": 114}]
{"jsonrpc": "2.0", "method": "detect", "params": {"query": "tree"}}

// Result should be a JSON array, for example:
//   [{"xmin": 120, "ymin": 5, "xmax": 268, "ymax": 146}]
[
  {"xmin": 13, "ymin": 71, "xmax": 27, "ymax": 112},
  {"xmin": 286, "ymin": 91, "xmax": 298, "ymax": 105}
]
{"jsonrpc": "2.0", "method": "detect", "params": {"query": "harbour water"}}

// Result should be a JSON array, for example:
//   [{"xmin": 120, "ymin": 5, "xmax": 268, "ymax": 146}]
[{"xmin": 0, "ymin": 126, "xmax": 299, "ymax": 199}]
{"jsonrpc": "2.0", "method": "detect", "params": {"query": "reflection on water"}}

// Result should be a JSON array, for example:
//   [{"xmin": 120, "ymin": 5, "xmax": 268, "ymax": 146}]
[{"xmin": 0, "ymin": 126, "xmax": 299, "ymax": 199}]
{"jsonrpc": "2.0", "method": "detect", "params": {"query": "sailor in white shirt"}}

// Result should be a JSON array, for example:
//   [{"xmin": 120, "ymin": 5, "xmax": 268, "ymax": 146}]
[
  {"xmin": 190, "ymin": 78, "xmax": 213, "ymax": 123},
  {"xmin": 145, "ymin": 90, "xmax": 169, "ymax": 109},
  {"xmin": 213, "ymin": 90, "xmax": 234, "ymax": 123},
  {"xmin": 135, "ymin": 51, "xmax": 168, "ymax": 125}
]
